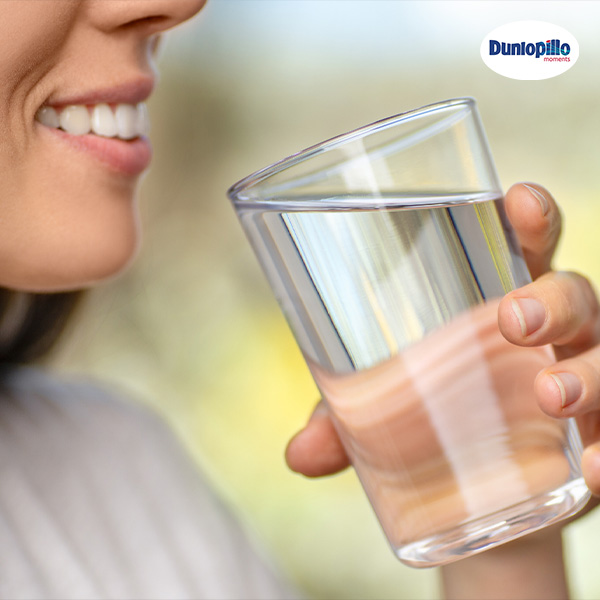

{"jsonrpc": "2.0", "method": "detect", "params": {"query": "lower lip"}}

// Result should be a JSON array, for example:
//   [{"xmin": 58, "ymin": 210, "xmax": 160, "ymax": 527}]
[{"xmin": 39, "ymin": 125, "xmax": 153, "ymax": 176}]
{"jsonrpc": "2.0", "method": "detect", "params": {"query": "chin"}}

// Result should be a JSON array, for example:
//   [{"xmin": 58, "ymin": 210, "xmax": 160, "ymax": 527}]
[
  {"xmin": 62, "ymin": 237, "xmax": 141, "ymax": 291},
  {"xmin": 0, "ymin": 223, "xmax": 141, "ymax": 293},
  {"xmin": 54, "ymin": 234, "xmax": 140, "ymax": 292}
]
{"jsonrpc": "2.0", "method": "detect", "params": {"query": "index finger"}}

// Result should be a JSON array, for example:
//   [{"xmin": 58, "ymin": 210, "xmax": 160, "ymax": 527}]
[{"xmin": 504, "ymin": 183, "xmax": 562, "ymax": 280}]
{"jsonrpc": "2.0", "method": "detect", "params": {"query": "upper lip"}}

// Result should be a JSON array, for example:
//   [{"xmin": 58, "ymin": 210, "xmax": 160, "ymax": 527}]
[{"xmin": 43, "ymin": 76, "xmax": 155, "ymax": 108}]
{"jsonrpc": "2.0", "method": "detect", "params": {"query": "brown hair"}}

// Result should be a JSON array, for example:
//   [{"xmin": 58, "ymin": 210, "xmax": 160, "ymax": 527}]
[{"xmin": 0, "ymin": 290, "xmax": 82, "ymax": 364}]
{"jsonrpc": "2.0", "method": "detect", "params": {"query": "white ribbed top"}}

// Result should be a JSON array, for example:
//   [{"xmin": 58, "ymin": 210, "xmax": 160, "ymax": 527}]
[{"xmin": 0, "ymin": 367, "xmax": 298, "ymax": 600}]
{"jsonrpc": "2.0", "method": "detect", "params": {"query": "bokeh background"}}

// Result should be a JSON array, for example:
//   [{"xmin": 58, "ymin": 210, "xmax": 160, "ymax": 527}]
[{"xmin": 52, "ymin": 2, "xmax": 600, "ymax": 598}]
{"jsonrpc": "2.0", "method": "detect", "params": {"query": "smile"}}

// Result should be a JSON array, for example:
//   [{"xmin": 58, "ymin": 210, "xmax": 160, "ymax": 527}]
[{"xmin": 35, "ymin": 102, "xmax": 149, "ymax": 140}]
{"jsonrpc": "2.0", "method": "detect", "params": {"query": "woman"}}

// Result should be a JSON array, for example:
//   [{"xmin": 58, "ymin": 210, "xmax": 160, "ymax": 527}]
[
  {"xmin": 0, "ymin": 2, "xmax": 298, "ymax": 599},
  {"xmin": 1, "ymin": 1, "xmax": 597, "ymax": 599}
]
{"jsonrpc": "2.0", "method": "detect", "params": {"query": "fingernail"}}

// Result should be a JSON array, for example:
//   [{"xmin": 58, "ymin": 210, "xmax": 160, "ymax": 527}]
[
  {"xmin": 549, "ymin": 373, "xmax": 582, "ymax": 408},
  {"xmin": 511, "ymin": 298, "xmax": 546, "ymax": 336},
  {"xmin": 523, "ymin": 184, "xmax": 549, "ymax": 216}
]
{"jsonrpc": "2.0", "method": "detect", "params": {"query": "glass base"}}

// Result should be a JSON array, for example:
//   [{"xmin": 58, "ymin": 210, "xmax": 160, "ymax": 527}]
[{"xmin": 395, "ymin": 478, "xmax": 591, "ymax": 568}]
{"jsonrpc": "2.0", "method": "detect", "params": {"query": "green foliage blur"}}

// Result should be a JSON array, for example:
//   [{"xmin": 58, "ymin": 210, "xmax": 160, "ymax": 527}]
[{"xmin": 53, "ymin": 3, "xmax": 600, "ymax": 599}]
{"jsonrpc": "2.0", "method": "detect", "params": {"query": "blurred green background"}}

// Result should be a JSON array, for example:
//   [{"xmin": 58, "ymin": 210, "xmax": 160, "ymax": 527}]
[{"xmin": 52, "ymin": 2, "xmax": 600, "ymax": 598}]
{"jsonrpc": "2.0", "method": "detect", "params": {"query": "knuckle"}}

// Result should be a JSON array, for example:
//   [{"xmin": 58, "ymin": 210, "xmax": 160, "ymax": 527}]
[
  {"xmin": 552, "ymin": 271, "xmax": 598, "ymax": 325},
  {"xmin": 543, "ymin": 275, "xmax": 575, "ymax": 324},
  {"xmin": 572, "ymin": 271, "xmax": 599, "ymax": 311}
]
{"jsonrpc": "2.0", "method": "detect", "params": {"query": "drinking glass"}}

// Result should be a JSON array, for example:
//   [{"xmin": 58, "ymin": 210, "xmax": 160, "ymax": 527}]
[{"xmin": 227, "ymin": 98, "xmax": 590, "ymax": 567}]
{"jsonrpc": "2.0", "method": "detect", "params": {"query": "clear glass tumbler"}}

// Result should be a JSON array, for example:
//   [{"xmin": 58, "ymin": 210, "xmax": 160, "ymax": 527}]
[{"xmin": 227, "ymin": 98, "xmax": 590, "ymax": 567}]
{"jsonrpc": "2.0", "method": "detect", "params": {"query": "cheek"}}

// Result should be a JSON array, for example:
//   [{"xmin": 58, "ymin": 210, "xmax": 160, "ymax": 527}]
[{"xmin": 0, "ymin": 3, "xmax": 78, "ymax": 86}]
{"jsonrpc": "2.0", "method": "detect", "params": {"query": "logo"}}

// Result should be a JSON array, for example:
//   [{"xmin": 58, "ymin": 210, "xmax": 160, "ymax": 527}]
[{"xmin": 481, "ymin": 21, "xmax": 579, "ymax": 80}]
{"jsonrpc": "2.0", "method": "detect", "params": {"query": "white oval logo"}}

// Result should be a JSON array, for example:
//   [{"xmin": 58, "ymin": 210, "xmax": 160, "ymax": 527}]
[{"xmin": 480, "ymin": 21, "xmax": 578, "ymax": 80}]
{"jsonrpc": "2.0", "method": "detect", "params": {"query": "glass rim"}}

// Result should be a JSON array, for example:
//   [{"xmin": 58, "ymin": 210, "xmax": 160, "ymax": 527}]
[{"xmin": 227, "ymin": 97, "xmax": 476, "ymax": 202}]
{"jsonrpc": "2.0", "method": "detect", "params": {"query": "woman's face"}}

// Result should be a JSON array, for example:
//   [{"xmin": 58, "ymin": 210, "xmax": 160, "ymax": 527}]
[{"xmin": 0, "ymin": 0, "xmax": 205, "ymax": 292}]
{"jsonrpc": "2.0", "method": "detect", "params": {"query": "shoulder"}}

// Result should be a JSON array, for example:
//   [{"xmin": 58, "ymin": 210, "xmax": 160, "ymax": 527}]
[
  {"xmin": 0, "ymin": 364, "xmax": 189, "ymax": 507},
  {"xmin": 0, "ymin": 366, "xmax": 300, "ymax": 599},
  {"xmin": 0, "ymin": 364, "xmax": 165, "ymax": 443},
  {"xmin": 0, "ymin": 363, "xmax": 155, "ymax": 419},
  {"xmin": 0, "ymin": 364, "xmax": 202, "ymax": 494}
]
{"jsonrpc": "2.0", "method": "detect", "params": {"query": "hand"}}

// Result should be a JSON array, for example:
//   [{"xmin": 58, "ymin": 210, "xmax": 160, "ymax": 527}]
[
  {"xmin": 498, "ymin": 183, "xmax": 600, "ymax": 497},
  {"xmin": 286, "ymin": 183, "xmax": 598, "ymax": 599},
  {"xmin": 287, "ymin": 182, "xmax": 600, "ymax": 493}
]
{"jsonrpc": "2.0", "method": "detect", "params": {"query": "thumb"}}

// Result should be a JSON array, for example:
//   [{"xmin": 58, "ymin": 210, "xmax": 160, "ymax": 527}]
[
  {"xmin": 285, "ymin": 401, "xmax": 350, "ymax": 477},
  {"xmin": 504, "ymin": 183, "xmax": 562, "ymax": 280}
]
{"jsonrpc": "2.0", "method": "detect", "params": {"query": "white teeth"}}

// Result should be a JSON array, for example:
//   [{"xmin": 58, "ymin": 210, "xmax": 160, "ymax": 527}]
[
  {"xmin": 136, "ymin": 102, "xmax": 150, "ymax": 136},
  {"xmin": 59, "ymin": 105, "xmax": 91, "ymax": 135},
  {"xmin": 35, "ymin": 102, "xmax": 149, "ymax": 140},
  {"xmin": 91, "ymin": 103, "xmax": 117, "ymax": 137},
  {"xmin": 36, "ymin": 106, "xmax": 60, "ymax": 128},
  {"xmin": 115, "ymin": 104, "xmax": 139, "ymax": 140}
]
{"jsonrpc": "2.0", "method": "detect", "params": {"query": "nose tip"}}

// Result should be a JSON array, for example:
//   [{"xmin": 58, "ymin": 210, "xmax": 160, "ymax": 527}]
[
  {"xmin": 90, "ymin": 0, "xmax": 207, "ymax": 35},
  {"xmin": 160, "ymin": 0, "xmax": 207, "ymax": 31}
]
